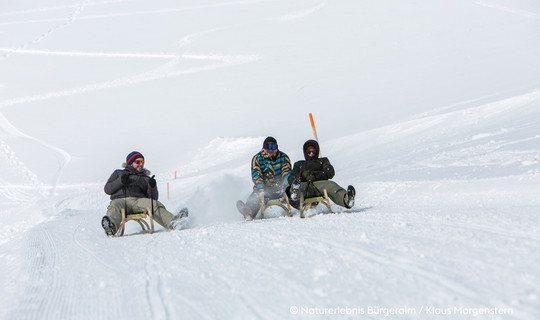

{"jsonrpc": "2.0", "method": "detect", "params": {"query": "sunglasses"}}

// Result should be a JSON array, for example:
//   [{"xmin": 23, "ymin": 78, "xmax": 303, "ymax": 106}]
[
  {"xmin": 264, "ymin": 143, "xmax": 277, "ymax": 150},
  {"xmin": 133, "ymin": 160, "xmax": 145, "ymax": 165},
  {"xmin": 307, "ymin": 150, "xmax": 317, "ymax": 155}
]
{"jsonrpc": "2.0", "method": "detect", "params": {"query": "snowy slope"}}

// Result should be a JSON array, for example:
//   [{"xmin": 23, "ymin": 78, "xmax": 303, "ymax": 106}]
[{"xmin": 1, "ymin": 0, "xmax": 540, "ymax": 319}]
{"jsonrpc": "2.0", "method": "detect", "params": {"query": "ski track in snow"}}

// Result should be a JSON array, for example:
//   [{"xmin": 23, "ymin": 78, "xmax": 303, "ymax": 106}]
[
  {"xmin": 475, "ymin": 1, "xmax": 540, "ymax": 20},
  {"xmin": 0, "ymin": 52, "xmax": 260, "ymax": 109},
  {"xmin": 0, "ymin": 0, "xmax": 90, "ymax": 60},
  {"xmin": 0, "ymin": 140, "xmax": 41, "ymax": 187},
  {"xmin": 0, "ymin": 0, "xmax": 282, "ymax": 26},
  {"xmin": 0, "ymin": 0, "xmax": 135, "ymax": 17},
  {"xmin": 0, "ymin": 48, "xmax": 178, "ymax": 59},
  {"xmin": 0, "ymin": 110, "xmax": 71, "ymax": 200}
]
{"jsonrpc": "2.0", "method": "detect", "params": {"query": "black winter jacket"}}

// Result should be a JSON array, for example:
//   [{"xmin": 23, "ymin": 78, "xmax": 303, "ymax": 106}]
[
  {"xmin": 288, "ymin": 139, "xmax": 335, "ymax": 184},
  {"xmin": 289, "ymin": 158, "xmax": 335, "ymax": 184},
  {"xmin": 104, "ymin": 164, "xmax": 158, "ymax": 200}
]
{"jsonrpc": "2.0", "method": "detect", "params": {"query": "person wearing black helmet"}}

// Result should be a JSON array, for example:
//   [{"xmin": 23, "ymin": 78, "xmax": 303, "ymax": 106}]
[
  {"xmin": 288, "ymin": 140, "xmax": 355, "ymax": 209},
  {"xmin": 237, "ymin": 137, "xmax": 292, "ymax": 220}
]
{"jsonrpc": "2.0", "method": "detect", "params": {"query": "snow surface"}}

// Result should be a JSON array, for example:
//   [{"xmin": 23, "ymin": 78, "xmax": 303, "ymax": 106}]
[{"xmin": 1, "ymin": 0, "xmax": 539, "ymax": 319}]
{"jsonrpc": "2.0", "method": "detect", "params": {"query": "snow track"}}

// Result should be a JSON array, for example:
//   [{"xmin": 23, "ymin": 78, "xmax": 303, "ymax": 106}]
[
  {"xmin": 3, "ymin": 178, "xmax": 538, "ymax": 319},
  {"xmin": 0, "ymin": 51, "xmax": 260, "ymax": 108},
  {"xmin": 475, "ymin": 1, "xmax": 540, "ymax": 20},
  {"xmin": 0, "ymin": 0, "xmax": 89, "ymax": 60}
]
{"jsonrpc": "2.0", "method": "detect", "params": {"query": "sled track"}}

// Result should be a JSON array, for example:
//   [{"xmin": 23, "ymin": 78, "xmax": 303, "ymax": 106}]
[
  {"xmin": 8, "ymin": 213, "xmax": 146, "ymax": 319},
  {"xmin": 12, "ymin": 226, "xmax": 121, "ymax": 319},
  {"xmin": 311, "ymin": 233, "xmax": 479, "ymax": 302},
  {"xmin": 167, "ymin": 229, "xmax": 284, "ymax": 319},
  {"xmin": 142, "ymin": 235, "xmax": 171, "ymax": 320},
  {"xmin": 12, "ymin": 229, "xmax": 64, "ymax": 319},
  {"xmin": 72, "ymin": 219, "xmax": 118, "ymax": 271},
  {"xmin": 190, "ymin": 226, "xmax": 315, "ymax": 318},
  {"xmin": 273, "ymin": 218, "xmax": 474, "ymax": 300}
]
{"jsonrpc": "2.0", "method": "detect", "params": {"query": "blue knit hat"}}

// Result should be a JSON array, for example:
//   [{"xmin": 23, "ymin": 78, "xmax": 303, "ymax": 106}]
[{"xmin": 126, "ymin": 151, "xmax": 144, "ymax": 165}]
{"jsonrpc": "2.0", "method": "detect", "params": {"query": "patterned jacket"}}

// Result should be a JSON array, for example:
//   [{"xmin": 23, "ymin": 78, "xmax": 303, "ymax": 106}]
[{"xmin": 251, "ymin": 150, "xmax": 291, "ymax": 190}]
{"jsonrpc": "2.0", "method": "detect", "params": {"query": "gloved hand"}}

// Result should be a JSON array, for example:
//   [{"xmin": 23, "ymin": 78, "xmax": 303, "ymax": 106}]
[
  {"xmin": 314, "ymin": 171, "xmax": 327, "ymax": 180},
  {"xmin": 148, "ymin": 177, "xmax": 156, "ymax": 188},
  {"xmin": 290, "ymin": 178, "xmax": 301, "ymax": 200},
  {"xmin": 302, "ymin": 171, "xmax": 316, "ymax": 182},
  {"xmin": 120, "ymin": 174, "xmax": 129, "ymax": 185}
]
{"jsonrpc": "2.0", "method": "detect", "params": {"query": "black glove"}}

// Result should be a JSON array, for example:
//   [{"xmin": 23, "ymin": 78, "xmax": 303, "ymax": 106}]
[
  {"xmin": 120, "ymin": 174, "xmax": 129, "ymax": 185},
  {"xmin": 302, "ymin": 171, "xmax": 316, "ymax": 182},
  {"xmin": 314, "ymin": 171, "xmax": 327, "ymax": 180},
  {"xmin": 290, "ymin": 178, "xmax": 301, "ymax": 200},
  {"xmin": 149, "ymin": 177, "xmax": 156, "ymax": 188}
]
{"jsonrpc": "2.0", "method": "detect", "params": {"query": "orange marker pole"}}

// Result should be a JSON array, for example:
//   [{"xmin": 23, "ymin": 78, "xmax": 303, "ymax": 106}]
[
  {"xmin": 167, "ymin": 182, "xmax": 170, "ymax": 200},
  {"xmin": 309, "ymin": 113, "xmax": 321, "ymax": 155},
  {"xmin": 174, "ymin": 170, "xmax": 177, "ymax": 179}
]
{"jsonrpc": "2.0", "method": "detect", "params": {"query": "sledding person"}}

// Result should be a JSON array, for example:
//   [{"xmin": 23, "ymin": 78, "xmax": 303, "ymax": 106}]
[
  {"xmin": 287, "ymin": 139, "xmax": 355, "ymax": 209},
  {"xmin": 237, "ymin": 137, "xmax": 292, "ymax": 220},
  {"xmin": 101, "ymin": 151, "xmax": 188, "ymax": 236}
]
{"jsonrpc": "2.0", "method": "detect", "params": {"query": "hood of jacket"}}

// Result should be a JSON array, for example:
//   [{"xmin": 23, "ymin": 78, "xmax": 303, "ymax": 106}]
[{"xmin": 303, "ymin": 139, "xmax": 320, "ymax": 160}]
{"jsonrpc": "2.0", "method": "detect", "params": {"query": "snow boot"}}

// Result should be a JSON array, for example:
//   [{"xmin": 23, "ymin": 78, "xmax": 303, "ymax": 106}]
[
  {"xmin": 344, "ymin": 185, "xmax": 356, "ymax": 208},
  {"xmin": 101, "ymin": 216, "xmax": 117, "ymax": 236},
  {"xmin": 169, "ymin": 208, "xmax": 189, "ymax": 230},
  {"xmin": 236, "ymin": 200, "xmax": 254, "ymax": 221}
]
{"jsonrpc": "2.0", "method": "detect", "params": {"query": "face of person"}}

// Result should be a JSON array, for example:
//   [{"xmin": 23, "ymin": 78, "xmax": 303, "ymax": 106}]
[
  {"xmin": 131, "ymin": 157, "xmax": 144, "ymax": 172},
  {"xmin": 306, "ymin": 147, "xmax": 317, "ymax": 158},
  {"xmin": 263, "ymin": 142, "xmax": 278, "ymax": 156},
  {"xmin": 263, "ymin": 148, "xmax": 277, "ymax": 156}
]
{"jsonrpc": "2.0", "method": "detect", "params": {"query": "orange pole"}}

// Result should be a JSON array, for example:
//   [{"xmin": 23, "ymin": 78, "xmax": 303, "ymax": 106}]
[
  {"xmin": 309, "ymin": 113, "xmax": 321, "ymax": 155},
  {"xmin": 167, "ymin": 182, "xmax": 170, "ymax": 200},
  {"xmin": 174, "ymin": 170, "xmax": 177, "ymax": 179},
  {"xmin": 309, "ymin": 113, "xmax": 319, "ymax": 142},
  {"xmin": 309, "ymin": 113, "xmax": 316, "ymax": 129}
]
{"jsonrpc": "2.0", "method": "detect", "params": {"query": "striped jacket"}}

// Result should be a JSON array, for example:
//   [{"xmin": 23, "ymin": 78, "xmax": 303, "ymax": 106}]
[{"xmin": 251, "ymin": 150, "xmax": 291, "ymax": 190}]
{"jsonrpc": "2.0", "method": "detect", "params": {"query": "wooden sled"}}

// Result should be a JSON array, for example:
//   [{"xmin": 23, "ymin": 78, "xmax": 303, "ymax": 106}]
[
  {"xmin": 115, "ymin": 207, "xmax": 154, "ymax": 236},
  {"xmin": 299, "ymin": 189, "xmax": 333, "ymax": 218},
  {"xmin": 260, "ymin": 193, "xmax": 292, "ymax": 219}
]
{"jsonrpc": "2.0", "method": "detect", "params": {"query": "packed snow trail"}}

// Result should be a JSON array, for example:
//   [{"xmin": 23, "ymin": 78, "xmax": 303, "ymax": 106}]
[{"xmin": 2, "ymin": 174, "xmax": 539, "ymax": 319}]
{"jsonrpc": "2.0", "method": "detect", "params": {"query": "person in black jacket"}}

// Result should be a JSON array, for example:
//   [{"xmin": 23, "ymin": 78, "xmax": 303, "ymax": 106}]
[
  {"xmin": 288, "ymin": 140, "xmax": 355, "ymax": 209},
  {"xmin": 101, "ymin": 151, "xmax": 187, "ymax": 236}
]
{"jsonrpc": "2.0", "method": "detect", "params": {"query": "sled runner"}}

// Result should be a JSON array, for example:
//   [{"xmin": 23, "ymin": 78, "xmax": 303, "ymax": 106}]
[
  {"xmin": 115, "ymin": 207, "xmax": 154, "ymax": 236},
  {"xmin": 260, "ymin": 193, "xmax": 292, "ymax": 219},
  {"xmin": 299, "ymin": 189, "xmax": 332, "ymax": 218}
]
